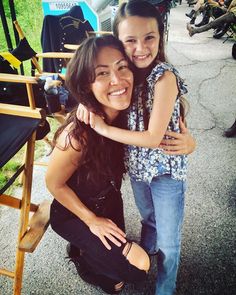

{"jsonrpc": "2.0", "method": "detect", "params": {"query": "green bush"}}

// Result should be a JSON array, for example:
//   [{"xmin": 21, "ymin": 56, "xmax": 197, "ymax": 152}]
[
  {"xmin": 0, "ymin": 159, "xmax": 21, "ymax": 191},
  {"xmin": 0, "ymin": 0, "xmax": 43, "ymax": 75},
  {"xmin": 0, "ymin": 173, "xmax": 7, "ymax": 187},
  {"xmin": 0, "ymin": 0, "xmax": 43, "ymax": 52}
]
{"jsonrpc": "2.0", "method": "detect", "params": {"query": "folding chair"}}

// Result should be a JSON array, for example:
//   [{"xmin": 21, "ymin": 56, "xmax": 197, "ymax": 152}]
[
  {"xmin": 223, "ymin": 23, "xmax": 236, "ymax": 43},
  {"xmin": 0, "ymin": 21, "xmax": 76, "ymax": 140},
  {"xmin": 0, "ymin": 74, "xmax": 51, "ymax": 295}
]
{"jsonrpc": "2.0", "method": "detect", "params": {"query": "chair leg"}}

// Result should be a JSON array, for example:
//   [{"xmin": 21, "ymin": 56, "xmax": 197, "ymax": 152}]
[
  {"xmin": 13, "ymin": 251, "xmax": 25, "ymax": 295},
  {"xmin": 19, "ymin": 146, "xmax": 26, "ymax": 185},
  {"xmin": 13, "ymin": 132, "xmax": 36, "ymax": 295},
  {"xmin": 19, "ymin": 129, "xmax": 52, "ymax": 181}
]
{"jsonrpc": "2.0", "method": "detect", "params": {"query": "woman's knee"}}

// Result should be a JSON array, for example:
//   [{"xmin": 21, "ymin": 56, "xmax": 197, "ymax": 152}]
[{"xmin": 122, "ymin": 242, "xmax": 150, "ymax": 272}]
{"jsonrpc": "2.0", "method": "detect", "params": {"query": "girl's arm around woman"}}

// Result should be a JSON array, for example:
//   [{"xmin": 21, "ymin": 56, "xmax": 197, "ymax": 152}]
[{"xmin": 92, "ymin": 71, "xmax": 178, "ymax": 149}]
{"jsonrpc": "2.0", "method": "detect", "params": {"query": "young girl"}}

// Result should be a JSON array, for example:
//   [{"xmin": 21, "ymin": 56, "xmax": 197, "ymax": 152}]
[{"xmin": 77, "ymin": 1, "xmax": 195, "ymax": 294}]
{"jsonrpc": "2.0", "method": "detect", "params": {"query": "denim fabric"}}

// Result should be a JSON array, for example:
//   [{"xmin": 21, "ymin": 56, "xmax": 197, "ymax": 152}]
[
  {"xmin": 130, "ymin": 178, "xmax": 157, "ymax": 254},
  {"xmin": 130, "ymin": 174, "xmax": 186, "ymax": 295}
]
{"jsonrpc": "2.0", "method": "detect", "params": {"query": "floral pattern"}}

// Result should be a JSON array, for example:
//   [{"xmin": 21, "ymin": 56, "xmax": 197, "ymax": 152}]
[{"xmin": 124, "ymin": 62, "xmax": 188, "ymax": 183}]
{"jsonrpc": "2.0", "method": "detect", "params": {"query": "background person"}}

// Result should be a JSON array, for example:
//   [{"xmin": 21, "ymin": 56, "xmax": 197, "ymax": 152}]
[{"xmin": 187, "ymin": 0, "xmax": 236, "ymax": 36}]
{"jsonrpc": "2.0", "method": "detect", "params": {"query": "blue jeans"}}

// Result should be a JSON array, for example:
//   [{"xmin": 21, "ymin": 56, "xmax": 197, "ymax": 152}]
[{"xmin": 130, "ymin": 174, "xmax": 186, "ymax": 295}]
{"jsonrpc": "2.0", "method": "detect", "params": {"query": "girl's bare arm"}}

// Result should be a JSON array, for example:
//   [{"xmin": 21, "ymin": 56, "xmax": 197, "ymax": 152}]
[{"xmin": 91, "ymin": 71, "xmax": 178, "ymax": 148}]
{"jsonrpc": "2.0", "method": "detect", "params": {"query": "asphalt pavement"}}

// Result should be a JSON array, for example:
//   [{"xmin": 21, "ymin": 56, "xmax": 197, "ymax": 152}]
[{"xmin": 0, "ymin": 2, "xmax": 235, "ymax": 295}]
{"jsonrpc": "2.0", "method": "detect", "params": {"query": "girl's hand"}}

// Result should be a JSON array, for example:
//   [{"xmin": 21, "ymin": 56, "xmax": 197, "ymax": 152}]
[
  {"xmin": 76, "ymin": 104, "xmax": 96, "ymax": 128},
  {"xmin": 160, "ymin": 118, "xmax": 196, "ymax": 155},
  {"xmin": 88, "ymin": 216, "xmax": 126, "ymax": 250},
  {"xmin": 91, "ymin": 114, "xmax": 108, "ymax": 136}
]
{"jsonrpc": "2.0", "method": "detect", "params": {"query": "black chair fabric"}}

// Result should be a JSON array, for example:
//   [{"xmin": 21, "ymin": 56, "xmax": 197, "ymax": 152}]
[{"xmin": 0, "ymin": 114, "xmax": 41, "ymax": 168}]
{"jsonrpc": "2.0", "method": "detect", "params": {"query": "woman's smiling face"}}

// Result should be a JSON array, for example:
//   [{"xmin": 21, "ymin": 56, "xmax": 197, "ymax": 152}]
[{"xmin": 91, "ymin": 46, "xmax": 134, "ymax": 119}]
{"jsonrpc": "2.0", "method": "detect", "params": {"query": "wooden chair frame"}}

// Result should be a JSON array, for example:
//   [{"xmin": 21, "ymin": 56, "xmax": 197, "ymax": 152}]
[
  {"xmin": 0, "ymin": 74, "xmax": 51, "ymax": 295},
  {"xmin": 13, "ymin": 20, "xmax": 73, "ymax": 125}
]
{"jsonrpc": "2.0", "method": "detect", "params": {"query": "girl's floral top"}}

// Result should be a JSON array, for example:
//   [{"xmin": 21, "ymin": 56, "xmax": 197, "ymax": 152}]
[{"xmin": 124, "ymin": 62, "xmax": 188, "ymax": 183}]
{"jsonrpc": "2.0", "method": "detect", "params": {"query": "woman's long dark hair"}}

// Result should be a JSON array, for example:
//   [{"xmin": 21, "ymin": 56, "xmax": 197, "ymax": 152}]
[{"xmin": 53, "ymin": 35, "xmax": 130, "ymax": 185}]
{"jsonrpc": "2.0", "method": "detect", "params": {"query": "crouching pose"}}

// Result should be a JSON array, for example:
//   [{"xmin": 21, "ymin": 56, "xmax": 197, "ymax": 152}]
[{"xmin": 46, "ymin": 35, "xmax": 150, "ymax": 294}]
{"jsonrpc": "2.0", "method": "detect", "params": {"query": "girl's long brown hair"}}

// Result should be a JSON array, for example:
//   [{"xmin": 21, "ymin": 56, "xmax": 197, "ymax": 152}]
[
  {"xmin": 113, "ymin": 1, "xmax": 165, "ymax": 63},
  {"xmin": 113, "ymin": 0, "xmax": 188, "ymax": 128}
]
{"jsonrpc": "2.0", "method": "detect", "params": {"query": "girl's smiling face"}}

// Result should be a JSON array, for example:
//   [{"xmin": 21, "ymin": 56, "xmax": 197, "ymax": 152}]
[
  {"xmin": 118, "ymin": 16, "xmax": 160, "ymax": 69},
  {"xmin": 91, "ymin": 46, "xmax": 133, "ymax": 120}
]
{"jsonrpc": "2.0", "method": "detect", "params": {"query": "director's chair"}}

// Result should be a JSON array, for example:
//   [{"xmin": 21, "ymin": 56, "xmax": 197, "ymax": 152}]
[{"xmin": 0, "ymin": 74, "xmax": 51, "ymax": 295}]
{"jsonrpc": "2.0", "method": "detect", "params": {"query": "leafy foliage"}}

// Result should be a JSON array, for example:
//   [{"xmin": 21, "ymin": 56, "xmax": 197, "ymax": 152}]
[{"xmin": 0, "ymin": 0, "xmax": 43, "ymax": 53}]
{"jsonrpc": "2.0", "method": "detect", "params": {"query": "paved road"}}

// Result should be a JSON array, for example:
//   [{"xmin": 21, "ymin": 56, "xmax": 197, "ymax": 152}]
[{"xmin": 0, "ymin": 2, "xmax": 235, "ymax": 295}]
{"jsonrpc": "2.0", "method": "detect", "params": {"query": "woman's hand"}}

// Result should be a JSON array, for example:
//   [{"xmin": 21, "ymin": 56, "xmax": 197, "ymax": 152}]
[
  {"xmin": 88, "ymin": 216, "xmax": 126, "ymax": 250},
  {"xmin": 160, "ymin": 118, "xmax": 196, "ymax": 155}
]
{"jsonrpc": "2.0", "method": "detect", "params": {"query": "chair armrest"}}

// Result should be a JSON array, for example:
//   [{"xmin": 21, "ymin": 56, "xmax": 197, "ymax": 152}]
[
  {"xmin": 36, "ymin": 52, "xmax": 74, "ymax": 59},
  {"xmin": 64, "ymin": 44, "xmax": 80, "ymax": 50},
  {"xmin": 87, "ymin": 30, "xmax": 112, "ymax": 35},
  {"xmin": 0, "ymin": 103, "xmax": 46, "ymax": 119},
  {"xmin": 64, "ymin": 31, "xmax": 112, "ymax": 51},
  {"xmin": 0, "ymin": 73, "xmax": 38, "ymax": 84},
  {"xmin": 35, "ymin": 72, "xmax": 66, "ymax": 80}
]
